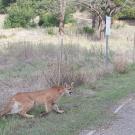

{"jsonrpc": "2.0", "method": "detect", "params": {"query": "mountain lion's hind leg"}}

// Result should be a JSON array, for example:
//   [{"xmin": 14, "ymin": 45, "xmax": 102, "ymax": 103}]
[{"xmin": 18, "ymin": 100, "xmax": 34, "ymax": 118}]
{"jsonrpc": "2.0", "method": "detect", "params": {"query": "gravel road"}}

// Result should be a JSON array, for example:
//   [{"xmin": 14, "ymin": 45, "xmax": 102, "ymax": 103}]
[{"xmin": 94, "ymin": 98, "xmax": 135, "ymax": 135}]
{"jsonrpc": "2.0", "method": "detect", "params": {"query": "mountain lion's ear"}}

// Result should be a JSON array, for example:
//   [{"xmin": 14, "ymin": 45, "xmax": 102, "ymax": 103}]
[{"xmin": 64, "ymin": 82, "xmax": 68, "ymax": 88}]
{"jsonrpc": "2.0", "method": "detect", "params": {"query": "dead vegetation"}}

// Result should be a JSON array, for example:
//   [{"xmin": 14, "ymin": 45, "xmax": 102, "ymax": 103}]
[
  {"xmin": 0, "ymin": 22, "xmax": 134, "ymax": 107},
  {"xmin": 113, "ymin": 52, "xmax": 128, "ymax": 73},
  {"xmin": 0, "ymin": 42, "xmax": 114, "ymax": 106}
]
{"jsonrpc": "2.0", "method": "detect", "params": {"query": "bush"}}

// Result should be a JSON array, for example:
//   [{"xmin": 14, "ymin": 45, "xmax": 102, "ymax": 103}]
[
  {"xmin": 4, "ymin": 2, "xmax": 35, "ymax": 28},
  {"xmin": 0, "ymin": 0, "xmax": 3, "ymax": 12},
  {"xmin": 115, "ymin": 7, "xmax": 135, "ymax": 19},
  {"xmin": 64, "ymin": 14, "xmax": 76, "ymax": 24},
  {"xmin": 1, "ymin": 0, "xmax": 16, "ymax": 7},
  {"xmin": 0, "ymin": 0, "xmax": 16, "ymax": 13},
  {"xmin": 3, "ymin": 0, "xmax": 76, "ymax": 28},
  {"xmin": 113, "ymin": 53, "xmax": 128, "ymax": 74},
  {"xmin": 39, "ymin": 13, "xmax": 59, "ymax": 27},
  {"xmin": 47, "ymin": 27, "xmax": 55, "ymax": 35},
  {"xmin": 83, "ymin": 26, "xmax": 95, "ymax": 35},
  {"xmin": 39, "ymin": 13, "xmax": 76, "ymax": 27}
]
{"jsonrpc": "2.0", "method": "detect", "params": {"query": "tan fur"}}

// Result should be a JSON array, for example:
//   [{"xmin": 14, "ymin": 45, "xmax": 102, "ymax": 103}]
[{"xmin": 0, "ymin": 83, "xmax": 74, "ymax": 118}]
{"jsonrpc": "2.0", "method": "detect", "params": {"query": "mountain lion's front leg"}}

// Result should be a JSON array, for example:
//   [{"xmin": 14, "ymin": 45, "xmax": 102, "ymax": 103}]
[
  {"xmin": 53, "ymin": 104, "xmax": 64, "ymax": 113},
  {"xmin": 40, "ymin": 103, "xmax": 53, "ymax": 117}
]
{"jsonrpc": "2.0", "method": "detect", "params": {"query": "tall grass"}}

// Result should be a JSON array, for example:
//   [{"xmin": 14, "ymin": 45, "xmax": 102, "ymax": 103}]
[
  {"xmin": 113, "ymin": 52, "xmax": 128, "ymax": 73},
  {"xmin": 0, "ymin": 41, "xmax": 114, "ymax": 105}
]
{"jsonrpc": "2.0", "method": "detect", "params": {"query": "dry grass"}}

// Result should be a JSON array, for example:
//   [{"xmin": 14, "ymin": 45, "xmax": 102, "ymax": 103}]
[
  {"xmin": 0, "ymin": 21, "xmax": 134, "ymax": 105},
  {"xmin": 0, "ymin": 41, "xmax": 113, "ymax": 106},
  {"xmin": 0, "ymin": 21, "xmax": 134, "ymax": 52},
  {"xmin": 113, "ymin": 52, "xmax": 128, "ymax": 73},
  {"xmin": 0, "ymin": 20, "xmax": 134, "ymax": 135}
]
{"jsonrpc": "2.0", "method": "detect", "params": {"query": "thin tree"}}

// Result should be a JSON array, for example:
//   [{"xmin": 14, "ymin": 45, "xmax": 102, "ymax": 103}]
[
  {"xmin": 74, "ymin": 0, "xmax": 134, "ymax": 40},
  {"xmin": 58, "ymin": 0, "xmax": 66, "ymax": 85}
]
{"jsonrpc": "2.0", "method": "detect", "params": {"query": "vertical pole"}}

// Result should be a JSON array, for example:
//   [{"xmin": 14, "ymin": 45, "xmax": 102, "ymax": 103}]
[
  {"xmin": 133, "ymin": 32, "xmax": 135, "ymax": 63},
  {"xmin": 105, "ymin": 16, "xmax": 111, "ymax": 67},
  {"xmin": 58, "ymin": 34, "xmax": 64, "ymax": 86},
  {"xmin": 105, "ymin": 35, "xmax": 109, "ymax": 66},
  {"xmin": 58, "ymin": 0, "xmax": 66, "ymax": 86}
]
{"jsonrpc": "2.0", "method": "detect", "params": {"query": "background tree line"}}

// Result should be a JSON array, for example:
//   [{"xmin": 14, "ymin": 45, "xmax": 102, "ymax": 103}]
[
  {"xmin": 0, "ymin": 0, "xmax": 75, "ymax": 28},
  {"xmin": 0, "ymin": 0, "xmax": 134, "ymax": 30}
]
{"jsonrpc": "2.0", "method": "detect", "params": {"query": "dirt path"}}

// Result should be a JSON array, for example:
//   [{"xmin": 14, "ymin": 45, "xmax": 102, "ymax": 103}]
[{"xmin": 94, "ymin": 98, "xmax": 135, "ymax": 135}]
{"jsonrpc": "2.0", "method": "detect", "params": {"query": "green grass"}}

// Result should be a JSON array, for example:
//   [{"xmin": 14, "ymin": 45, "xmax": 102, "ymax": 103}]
[{"xmin": 0, "ymin": 65, "xmax": 135, "ymax": 135}]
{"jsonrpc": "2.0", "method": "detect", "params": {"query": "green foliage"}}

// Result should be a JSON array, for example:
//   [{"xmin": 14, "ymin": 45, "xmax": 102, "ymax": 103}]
[
  {"xmin": 116, "ymin": 7, "xmax": 135, "ymax": 19},
  {"xmin": 0, "ymin": 0, "xmax": 16, "ymax": 13},
  {"xmin": 2, "ymin": 0, "xmax": 76, "ymax": 28},
  {"xmin": 4, "ymin": 2, "xmax": 35, "ymax": 28},
  {"xmin": 39, "ymin": 10, "xmax": 76, "ymax": 27},
  {"xmin": 47, "ymin": 27, "xmax": 55, "ymax": 35},
  {"xmin": 4, "ymin": 0, "xmax": 59, "ymax": 28},
  {"xmin": 64, "ymin": 14, "xmax": 76, "ymax": 24},
  {"xmin": 64, "ymin": 2, "xmax": 76, "ymax": 24},
  {"xmin": 112, "ymin": 0, "xmax": 135, "ymax": 19},
  {"xmin": 83, "ymin": 26, "xmax": 95, "ymax": 35},
  {"xmin": 39, "ymin": 13, "xmax": 59, "ymax": 27},
  {"xmin": 0, "ymin": 0, "xmax": 5, "ymax": 13},
  {"xmin": 2, "ymin": 0, "xmax": 16, "ymax": 7},
  {"xmin": 113, "ymin": 0, "xmax": 126, "ymax": 5},
  {"xmin": 1, "ymin": 0, "xmax": 135, "ymax": 28}
]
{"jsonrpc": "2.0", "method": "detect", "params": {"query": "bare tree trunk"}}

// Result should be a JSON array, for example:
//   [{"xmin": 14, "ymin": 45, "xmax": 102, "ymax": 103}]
[
  {"xmin": 92, "ymin": 14, "xmax": 96, "ymax": 29},
  {"xmin": 58, "ymin": 0, "xmax": 66, "ymax": 86},
  {"xmin": 98, "ymin": 17, "xmax": 105, "ymax": 40}
]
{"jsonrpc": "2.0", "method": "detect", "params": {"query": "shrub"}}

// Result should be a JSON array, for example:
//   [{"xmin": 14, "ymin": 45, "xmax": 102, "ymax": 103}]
[
  {"xmin": 1, "ymin": 0, "xmax": 16, "ymax": 7},
  {"xmin": 4, "ymin": 2, "xmax": 35, "ymax": 28},
  {"xmin": 0, "ymin": 35, "xmax": 7, "ymax": 39},
  {"xmin": 64, "ymin": 14, "xmax": 76, "ymax": 24},
  {"xmin": 39, "ymin": 13, "xmax": 59, "ymax": 27},
  {"xmin": 113, "ymin": 53, "xmax": 128, "ymax": 74},
  {"xmin": 47, "ymin": 27, "xmax": 55, "ymax": 35},
  {"xmin": 83, "ymin": 26, "xmax": 95, "ymax": 35},
  {"xmin": 116, "ymin": 7, "xmax": 135, "ymax": 20},
  {"xmin": 39, "ymin": 13, "xmax": 76, "ymax": 27},
  {"xmin": 0, "ymin": 0, "xmax": 16, "ymax": 13},
  {"xmin": 0, "ymin": 0, "xmax": 4, "ymax": 13}
]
